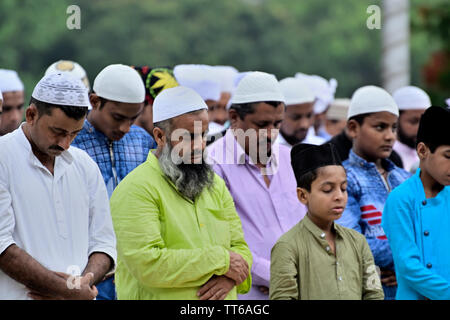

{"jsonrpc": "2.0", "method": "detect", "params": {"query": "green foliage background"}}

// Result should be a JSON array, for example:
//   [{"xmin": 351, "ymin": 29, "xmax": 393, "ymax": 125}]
[{"xmin": 0, "ymin": 0, "xmax": 447, "ymax": 104}]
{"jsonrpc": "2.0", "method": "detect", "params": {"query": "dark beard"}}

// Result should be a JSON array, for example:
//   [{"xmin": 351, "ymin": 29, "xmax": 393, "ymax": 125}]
[
  {"xmin": 280, "ymin": 129, "xmax": 303, "ymax": 146},
  {"xmin": 159, "ymin": 144, "xmax": 215, "ymax": 200},
  {"xmin": 397, "ymin": 125, "xmax": 416, "ymax": 149}
]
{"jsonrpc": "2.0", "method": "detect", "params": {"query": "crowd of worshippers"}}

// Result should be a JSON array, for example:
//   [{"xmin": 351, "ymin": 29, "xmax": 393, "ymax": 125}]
[{"xmin": 0, "ymin": 61, "xmax": 449, "ymax": 301}]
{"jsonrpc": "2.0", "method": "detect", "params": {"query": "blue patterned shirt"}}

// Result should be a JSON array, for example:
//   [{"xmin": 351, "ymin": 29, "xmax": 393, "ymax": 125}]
[
  {"xmin": 336, "ymin": 150, "xmax": 411, "ymax": 270},
  {"xmin": 72, "ymin": 119, "xmax": 156, "ymax": 197}
]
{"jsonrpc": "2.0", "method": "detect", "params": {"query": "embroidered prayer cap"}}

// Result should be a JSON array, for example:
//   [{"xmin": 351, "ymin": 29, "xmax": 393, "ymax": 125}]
[
  {"xmin": 291, "ymin": 143, "xmax": 343, "ymax": 186},
  {"xmin": 93, "ymin": 64, "xmax": 145, "ymax": 103},
  {"xmin": 295, "ymin": 72, "xmax": 337, "ymax": 114},
  {"xmin": 152, "ymin": 86, "xmax": 208, "ymax": 123},
  {"xmin": 347, "ymin": 85, "xmax": 399, "ymax": 119},
  {"xmin": 416, "ymin": 106, "xmax": 450, "ymax": 149},
  {"xmin": 31, "ymin": 73, "xmax": 90, "ymax": 108},
  {"xmin": 392, "ymin": 86, "xmax": 431, "ymax": 111},
  {"xmin": 279, "ymin": 77, "xmax": 315, "ymax": 106},
  {"xmin": 0, "ymin": 69, "xmax": 24, "ymax": 93},
  {"xmin": 45, "ymin": 60, "xmax": 90, "ymax": 90},
  {"xmin": 231, "ymin": 71, "xmax": 285, "ymax": 104},
  {"xmin": 132, "ymin": 66, "xmax": 178, "ymax": 105}
]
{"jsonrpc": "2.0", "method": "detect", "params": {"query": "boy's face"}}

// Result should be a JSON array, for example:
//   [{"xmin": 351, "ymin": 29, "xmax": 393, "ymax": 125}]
[
  {"xmin": 349, "ymin": 111, "xmax": 398, "ymax": 162},
  {"xmin": 297, "ymin": 165, "xmax": 348, "ymax": 223},
  {"xmin": 419, "ymin": 144, "xmax": 450, "ymax": 186}
]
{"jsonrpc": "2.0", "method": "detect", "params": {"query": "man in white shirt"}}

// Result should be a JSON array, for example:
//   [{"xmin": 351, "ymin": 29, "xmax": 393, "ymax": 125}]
[
  {"xmin": 276, "ymin": 77, "xmax": 325, "ymax": 147},
  {"xmin": 392, "ymin": 86, "xmax": 432, "ymax": 172},
  {"xmin": 0, "ymin": 73, "xmax": 116, "ymax": 300}
]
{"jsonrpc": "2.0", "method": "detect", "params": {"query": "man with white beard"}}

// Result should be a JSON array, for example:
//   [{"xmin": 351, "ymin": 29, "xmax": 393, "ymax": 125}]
[{"xmin": 110, "ymin": 86, "xmax": 252, "ymax": 300}]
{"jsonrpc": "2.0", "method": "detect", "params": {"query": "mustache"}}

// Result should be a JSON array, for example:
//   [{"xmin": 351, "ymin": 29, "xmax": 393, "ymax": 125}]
[{"xmin": 49, "ymin": 145, "xmax": 64, "ymax": 151}]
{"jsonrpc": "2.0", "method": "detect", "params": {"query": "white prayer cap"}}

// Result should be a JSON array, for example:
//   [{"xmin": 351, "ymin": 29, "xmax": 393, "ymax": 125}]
[
  {"xmin": 31, "ymin": 73, "xmax": 90, "ymax": 108},
  {"xmin": 173, "ymin": 65, "xmax": 221, "ymax": 101},
  {"xmin": 295, "ymin": 72, "xmax": 337, "ymax": 114},
  {"xmin": 153, "ymin": 86, "xmax": 208, "ymax": 123},
  {"xmin": 0, "ymin": 89, "xmax": 2, "ymax": 101},
  {"xmin": 348, "ymin": 85, "xmax": 399, "ymax": 119},
  {"xmin": 189, "ymin": 79, "xmax": 221, "ymax": 101},
  {"xmin": 93, "ymin": 64, "xmax": 145, "ymax": 103},
  {"xmin": 327, "ymin": 98, "xmax": 350, "ymax": 121},
  {"xmin": 231, "ymin": 71, "xmax": 285, "ymax": 104},
  {"xmin": 392, "ymin": 86, "xmax": 431, "ymax": 111},
  {"xmin": 233, "ymin": 71, "xmax": 251, "ymax": 88},
  {"xmin": 211, "ymin": 65, "xmax": 239, "ymax": 93},
  {"xmin": 446, "ymin": 98, "xmax": 450, "ymax": 107},
  {"xmin": 45, "ymin": 60, "xmax": 90, "ymax": 90},
  {"xmin": 174, "ymin": 64, "xmax": 212, "ymax": 84},
  {"xmin": 279, "ymin": 77, "xmax": 315, "ymax": 106},
  {"xmin": 0, "ymin": 69, "xmax": 24, "ymax": 93}
]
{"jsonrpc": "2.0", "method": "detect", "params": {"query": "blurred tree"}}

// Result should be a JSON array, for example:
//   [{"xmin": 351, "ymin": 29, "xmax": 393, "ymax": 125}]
[{"xmin": 0, "ymin": 0, "xmax": 447, "ymax": 104}]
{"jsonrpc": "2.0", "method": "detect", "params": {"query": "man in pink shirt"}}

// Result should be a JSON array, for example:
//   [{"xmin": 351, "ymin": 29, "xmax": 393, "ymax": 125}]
[{"xmin": 208, "ymin": 72, "xmax": 307, "ymax": 300}]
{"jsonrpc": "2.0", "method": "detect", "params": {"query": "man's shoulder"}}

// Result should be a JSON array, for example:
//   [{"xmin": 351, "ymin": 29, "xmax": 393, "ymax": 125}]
[
  {"xmin": 336, "ymin": 223, "xmax": 366, "ymax": 242},
  {"xmin": 387, "ymin": 174, "xmax": 416, "ymax": 201}
]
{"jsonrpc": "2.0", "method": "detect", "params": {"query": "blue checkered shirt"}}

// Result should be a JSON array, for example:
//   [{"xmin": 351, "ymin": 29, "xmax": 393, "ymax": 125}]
[
  {"xmin": 336, "ymin": 150, "xmax": 411, "ymax": 270},
  {"xmin": 72, "ymin": 119, "xmax": 156, "ymax": 197}
]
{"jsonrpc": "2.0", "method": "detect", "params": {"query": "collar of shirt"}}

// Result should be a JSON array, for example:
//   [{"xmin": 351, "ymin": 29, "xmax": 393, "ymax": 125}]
[
  {"xmin": 348, "ymin": 149, "xmax": 395, "ymax": 172},
  {"xmin": 216, "ymin": 129, "xmax": 279, "ymax": 170},
  {"xmin": 302, "ymin": 214, "xmax": 344, "ymax": 253}
]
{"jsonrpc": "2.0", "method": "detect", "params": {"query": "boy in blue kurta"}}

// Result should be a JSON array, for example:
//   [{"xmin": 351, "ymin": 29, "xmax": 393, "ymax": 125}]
[
  {"xmin": 336, "ymin": 86, "xmax": 411, "ymax": 300},
  {"xmin": 382, "ymin": 106, "xmax": 450, "ymax": 300}
]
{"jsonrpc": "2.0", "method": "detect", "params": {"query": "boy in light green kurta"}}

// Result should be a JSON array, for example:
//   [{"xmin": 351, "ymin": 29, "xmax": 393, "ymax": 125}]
[
  {"xmin": 110, "ymin": 86, "xmax": 252, "ymax": 300},
  {"xmin": 270, "ymin": 143, "xmax": 384, "ymax": 300}
]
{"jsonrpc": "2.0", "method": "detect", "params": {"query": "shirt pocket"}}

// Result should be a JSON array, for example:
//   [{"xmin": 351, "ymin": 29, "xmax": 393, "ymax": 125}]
[{"xmin": 204, "ymin": 207, "xmax": 231, "ymax": 247}]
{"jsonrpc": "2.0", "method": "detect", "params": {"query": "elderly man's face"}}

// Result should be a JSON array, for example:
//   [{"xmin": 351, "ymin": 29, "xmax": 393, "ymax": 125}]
[
  {"xmin": 0, "ymin": 91, "xmax": 25, "ymax": 135},
  {"xmin": 168, "ymin": 109, "xmax": 209, "ymax": 164}
]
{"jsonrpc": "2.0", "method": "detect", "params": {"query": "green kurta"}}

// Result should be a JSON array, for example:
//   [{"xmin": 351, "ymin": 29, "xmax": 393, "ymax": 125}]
[
  {"xmin": 270, "ymin": 215, "xmax": 384, "ymax": 300},
  {"xmin": 110, "ymin": 152, "xmax": 252, "ymax": 300}
]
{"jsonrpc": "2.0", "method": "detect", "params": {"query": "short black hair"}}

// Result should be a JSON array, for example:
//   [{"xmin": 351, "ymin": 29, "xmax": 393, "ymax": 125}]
[
  {"xmin": 297, "ymin": 168, "xmax": 320, "ymax": 192},
  {"xmin": 30, "ymin": 97, "xmax": 88, "ymax": 121},
  {"xmin": 348, "ymin": 112, "xmax": 374, "ymax": 125},
  {"xmin": 297, "ymin": 165, "xmax": 346, "ymax": 192},
  {"xmin": 229, "ymin": 101, "xmax": 283, "ymax": 120}
]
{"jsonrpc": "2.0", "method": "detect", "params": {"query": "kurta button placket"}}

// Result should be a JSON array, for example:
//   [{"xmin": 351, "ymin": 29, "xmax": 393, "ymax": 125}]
[
  {"xmin": 427, "ymin": 263, "xmax": 432, "ymax": 269},
  {"xmin": 422, "ymin": 200, "xmax": 427, "ymax": 205},
  {"xmin": 424, "ymin": 231, "xmax": 429, "ymax": 236}
]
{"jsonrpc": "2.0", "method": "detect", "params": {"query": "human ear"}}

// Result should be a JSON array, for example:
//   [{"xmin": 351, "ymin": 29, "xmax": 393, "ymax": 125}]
[
  {"xmin": 25, "ymin": 104, "xmax": 38, "ymax": 124},
  {"xmin": 296, "ymin": 187, "xmax": 309, "ymax": 206},
  {"xmin": 416, "ymin": 142, "xmax": 429, "ymax": 160},
  {"xmin": 89, "ymin": 93, "xmax": 102, "ymax": 110},
  {"xmin": 346, "ymin": 120, "xmax": 359, "ymax": 139},
  {"xmin": 228, "ymin": 109, "xmax": 240, "ymax": 129},
  {"xmin": 153, "ymin": 127, "xmax": 167, "ymax": 148}
]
